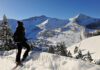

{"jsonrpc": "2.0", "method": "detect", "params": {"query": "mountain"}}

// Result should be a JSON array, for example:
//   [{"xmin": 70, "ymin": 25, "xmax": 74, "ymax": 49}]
[
  {"xmin": 37, "ymin": 18, "xmax": 68, "ymax": 30},
  {"xmin": 69, "ymin": 13, "xmax": 100, "ymax": 26},
  {"xmin": 0, "ymin": 49, "xmax": 100, "ymax": 70},
  {"xmin": 0, "ymin": 14, "xmax": 100, "ymax": 47},
  {"xmin": 7, "ymin": 15, "xmax": 69, "ymax": 40},
  {"xmin": 86, "ymin": 20, "xmax": 100, "ymax": 29}
]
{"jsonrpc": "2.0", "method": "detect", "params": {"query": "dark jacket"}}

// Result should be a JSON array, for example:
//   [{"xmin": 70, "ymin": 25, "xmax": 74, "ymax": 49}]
[{"xmin": 13, "ymin": 25, "xmax": 27, "ymax": 42}]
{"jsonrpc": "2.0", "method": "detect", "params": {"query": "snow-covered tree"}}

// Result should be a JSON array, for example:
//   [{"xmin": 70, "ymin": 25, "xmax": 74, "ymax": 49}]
[
  {"xmin": 0, "ymin": 15, "xmax": 14, "ymax": 50},
  {"xmin": 76, "ymin": 50, "xmax": 83, "ymax": 59},
  {"xmin": 56, "ymin": 42, "xmax": 68, "ymax": 56},
  {"xmin": 87, "ymin": 51, "xmax": 93, "ymax": 62},
  {"xmin": 74, "ymin": 46, "xmax": 79, "ymax": 54},
  {"xmin": 48, "ymin": 45, "xmax": 55, "ymax": 53},
  {"xmin": 68, "ymin": 51, "xmax": 72, "ymax": 58}
]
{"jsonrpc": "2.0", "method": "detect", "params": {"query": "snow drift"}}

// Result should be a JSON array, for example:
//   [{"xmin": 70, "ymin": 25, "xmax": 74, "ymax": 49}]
[
  {"xmin": 68, "ymin": 35, "xmax": 100, "ymax": 61},
  {"xmin": 0, "ymin": 49, "xmax": 100, "ymax": 70}
]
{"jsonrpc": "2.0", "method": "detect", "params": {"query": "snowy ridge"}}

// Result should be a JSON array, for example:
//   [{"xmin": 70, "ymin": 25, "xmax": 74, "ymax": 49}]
[
  {"xmin": 68, "ymin": 35, "xmax": 100, "ymax": 60},
  {"xmin": 0, "ymin": 50, "xmax": 100, "ymax": 70},
  {"xmin": 37, "ymin": 19, "xmax": 49, "ymax": 29},
  {"xmin": 37, "ymin": 18, "xmax": 68, "ymax": 30},
  {"xmin": 1, "ymin": 14, "xmax": 100, "ymax": 47},
  {"xmin": 7, "ymin": 15, "xmax": 69, "ymax": 40}
]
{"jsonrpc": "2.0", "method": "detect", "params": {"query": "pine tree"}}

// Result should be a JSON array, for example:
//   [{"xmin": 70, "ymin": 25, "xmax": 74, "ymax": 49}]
[
  {"xmin": 76, "ymin": 50, "xmax": 83, "ymax": 59},
  {"xmin": 56, "ymin": 42, "xmax": 68, "ymax": 56},
  {"xmin": 68, "ymin": 51, "xmax": 72, "ymax": 58},
  {"xmin": 48, "ymin": 46, "xmax": 55, "ymax": 53},
  {"xmin": 74, "ymin": 46, "xmax": 78, "ymax": 54},
  {"xmin": 0, "ymin": 15, "xmax": 14, "ymax": 50},
  {"xmin": 87, "ymin": 51, "xmax": 93, "ymax": 62}
]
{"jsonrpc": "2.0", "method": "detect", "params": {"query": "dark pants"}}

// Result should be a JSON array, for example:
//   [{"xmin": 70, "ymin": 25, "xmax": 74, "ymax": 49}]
[{"xmin": 16, "ymin": 41, "xmax": 30, "ymax": 62}]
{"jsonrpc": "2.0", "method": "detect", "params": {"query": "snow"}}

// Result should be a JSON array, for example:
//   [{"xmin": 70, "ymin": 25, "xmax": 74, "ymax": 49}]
[
  {"xmin": 0, "ymin": 49, "xmax": 100, "ymax": 70},
  {"xmin": 47, "ymin": 30, "xmax": 81, "ymax": 47},
  {"xmin": 37, "ymin": 18, "xmax": 68, "ymax": 30},
  {"xmin": 37, "ymin": 19, "xmax": 49, "ymax": 29},
  {"xmin": 68, "ymin": 35, "xmax": 100, "ymax": 60}
]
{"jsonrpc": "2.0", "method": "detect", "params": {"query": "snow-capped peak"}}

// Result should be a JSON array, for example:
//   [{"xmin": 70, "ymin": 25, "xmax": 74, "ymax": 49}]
[
  {"xmin": 69, "ymin": 13, "xmax": 99, "ymax": 26},
  {"xmin": 69, "ymin": 13, "xmax": 91, "ymax": 21},
  {"xmin": 75, "ymin": 13, "xmax": 91, "ymax": 19}
]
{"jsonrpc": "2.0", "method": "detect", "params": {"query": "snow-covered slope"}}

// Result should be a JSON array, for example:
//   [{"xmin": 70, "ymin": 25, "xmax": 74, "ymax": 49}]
[
  {"xmin": 37, "ymin": 18, "xmax": 68, "ymax": 30},
  {"xmin": 0, "ymin": 50, "xmax": 100, "ymax": 70},
  {"xmin": 47, "ymin": 30, "xmax": 81, "ymax": 47},
  {"xmin": 68, "ymin": 35, "xmax": 100, "ymax": 60}
]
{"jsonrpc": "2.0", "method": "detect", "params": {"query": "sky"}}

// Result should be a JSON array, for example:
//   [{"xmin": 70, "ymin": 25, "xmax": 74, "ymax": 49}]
[{"xmin": 0, "ymin": 0, "xmax": 100, "ymax": 20}]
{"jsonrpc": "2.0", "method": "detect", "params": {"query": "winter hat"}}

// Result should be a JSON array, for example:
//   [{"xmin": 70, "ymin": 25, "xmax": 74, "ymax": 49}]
[{"xmin": 17, "ymin": 21, "xmax": 23, "ymax": 26}]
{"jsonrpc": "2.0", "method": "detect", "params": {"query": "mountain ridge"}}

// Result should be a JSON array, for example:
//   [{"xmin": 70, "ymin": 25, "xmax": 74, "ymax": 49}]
[{"xmin": 0, "ymin": 14, "xmax": 100, "ymax": 47}]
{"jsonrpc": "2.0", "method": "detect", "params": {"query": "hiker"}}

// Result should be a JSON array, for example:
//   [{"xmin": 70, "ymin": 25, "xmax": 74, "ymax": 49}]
[{"xmin": 13, "ymin": 21, "xmax": 30, "ymax": 65}]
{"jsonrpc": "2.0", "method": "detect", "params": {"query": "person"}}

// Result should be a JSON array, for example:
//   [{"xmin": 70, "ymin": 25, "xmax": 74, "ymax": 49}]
[{"xmin": 13, "ymin": 21, "xmax": 30, "ymax": 65}]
